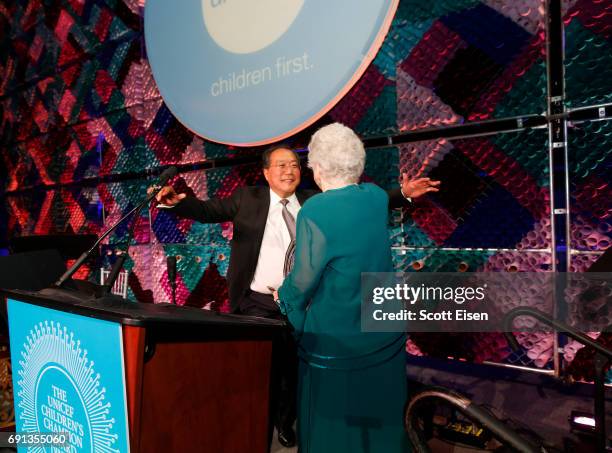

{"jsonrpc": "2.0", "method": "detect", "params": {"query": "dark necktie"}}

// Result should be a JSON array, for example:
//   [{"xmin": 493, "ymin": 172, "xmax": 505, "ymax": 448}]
[{"xmin": 280, "ymin": 199, "xmax": 296, "ymax": 277}]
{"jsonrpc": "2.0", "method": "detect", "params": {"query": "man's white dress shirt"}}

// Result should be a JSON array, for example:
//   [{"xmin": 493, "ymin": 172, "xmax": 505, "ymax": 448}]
[{"xmin": 249, "ymin": 190, "xmax": 301, "ymax": 294}]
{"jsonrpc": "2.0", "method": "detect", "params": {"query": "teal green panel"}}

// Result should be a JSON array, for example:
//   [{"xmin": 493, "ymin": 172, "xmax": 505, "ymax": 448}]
[
  {"xmin": 393, "ymin": 248, "xmax": 495, "ymax": 272},
  {"xmin": 493, "ymin": 61, "xmax": 547, "ymax": 119},
  {"xmin": 113, "ymin": 137, "xmax": 160, "ymax": 174},
  {"xmin": 565, "ymin": 20, "xmax": 612, "ymax": 108},
  {"xmin": 364, "ymin": 146, "xmax": 400, "ymax": 190},
  {"xmin": 396, "ymin": 0, "xmax": 481, "ymax": 23},
  {"xmin": 356, "ymin": 85, "xmax": 398, "ymax": 139},
  {"xmin": 373, "ymin": 17, "xmax": 433, "ymax": 79},
  {"xmin": 489, "ymin": 129, "xmax": 549, "ymax": 187},
  {"xmin": 568, "ymin": 120, "xmax": 612, "ymax": 181}
]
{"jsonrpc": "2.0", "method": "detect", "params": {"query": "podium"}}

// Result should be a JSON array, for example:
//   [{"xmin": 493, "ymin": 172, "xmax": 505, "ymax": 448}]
[{"xmin": 2, "ymin": 288, "xmax": 284, "ymax": 452}]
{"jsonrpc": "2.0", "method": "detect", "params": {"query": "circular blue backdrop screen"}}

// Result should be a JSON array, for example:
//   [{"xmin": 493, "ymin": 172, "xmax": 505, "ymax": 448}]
[{"xmin": 145, "ymin": 0, "xmax": 399, "ymax": 146}]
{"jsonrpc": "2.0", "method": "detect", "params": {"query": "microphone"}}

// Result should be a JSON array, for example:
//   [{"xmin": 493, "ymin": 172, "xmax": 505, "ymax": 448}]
[
  {"xmin": 54, "ymin": 166, "xmax": 179, "ymax": 289},
  {"xmin": 167, "ymin": 255, "xmax": 177, "ymax": 305},
  {"xmin": 149, "ymin": 166, "xmax": 178, "ymax": 192},
  {"xmin": 158, "ymin": 166, "xmax": 178, "ymax": 187}
]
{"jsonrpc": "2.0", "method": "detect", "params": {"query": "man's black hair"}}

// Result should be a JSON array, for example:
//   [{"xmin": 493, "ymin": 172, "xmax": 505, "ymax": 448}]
[{"xmin": 262, "ymin": 143, "xmax": 299, "ymax": 168}]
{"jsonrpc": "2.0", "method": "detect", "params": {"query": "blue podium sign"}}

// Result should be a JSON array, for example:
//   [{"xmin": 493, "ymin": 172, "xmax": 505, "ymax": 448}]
[
  {"xmin": 145, "ymin": 0, "xmax": 399, "ymax": 145},
  {"xmin": 7, "ymin": 299, "xmax": 130, "ymax": 452}
]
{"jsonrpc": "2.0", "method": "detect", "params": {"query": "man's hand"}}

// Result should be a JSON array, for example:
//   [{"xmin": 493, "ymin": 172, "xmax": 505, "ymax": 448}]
[
  {"xmin": 400, "ymin": 174, "xmax": 440, "ymax": 199},
  {"xmin": 149, "ymin": 185, "xmax": 187, "ymax": 207}
]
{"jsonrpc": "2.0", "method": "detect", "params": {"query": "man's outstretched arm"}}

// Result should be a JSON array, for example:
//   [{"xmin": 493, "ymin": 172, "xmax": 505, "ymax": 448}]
[{"xmin": 154, "ymin": 185, "xmax": 242, "ymax": 223}]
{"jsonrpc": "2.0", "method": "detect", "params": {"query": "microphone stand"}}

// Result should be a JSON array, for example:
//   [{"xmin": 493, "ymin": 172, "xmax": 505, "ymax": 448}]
[
  {"xmin": 54, "ymin": 192, "xmax": 156, "ymax": 288},
  {"xmin": 167, "ymin": 256, "xmax": 177, "ymax": 305},
  {"xmin": 102, "ymin": 202, "xmax": 145, "ymax": 295},
  {"xmin": 54, "ymin": 167, "xmax": 177, "ymax": 289}
]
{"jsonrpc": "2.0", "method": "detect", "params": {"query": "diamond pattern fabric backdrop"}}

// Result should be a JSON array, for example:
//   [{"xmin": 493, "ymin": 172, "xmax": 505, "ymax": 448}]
[{"xmin": 0, "ymin": 0, "xmax": 610, "ymax": 377}]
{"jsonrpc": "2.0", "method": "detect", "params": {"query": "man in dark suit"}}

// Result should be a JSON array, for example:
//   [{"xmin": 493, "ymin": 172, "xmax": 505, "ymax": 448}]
[{"xmin": 155, "ymin": 144, "xmax": 439, "ymax": 447}]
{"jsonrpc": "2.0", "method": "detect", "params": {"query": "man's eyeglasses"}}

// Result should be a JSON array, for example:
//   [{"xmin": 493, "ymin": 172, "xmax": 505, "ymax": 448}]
[{"xmin": 269, "ymin": 162, "xmax": 300, "ymax": 171}]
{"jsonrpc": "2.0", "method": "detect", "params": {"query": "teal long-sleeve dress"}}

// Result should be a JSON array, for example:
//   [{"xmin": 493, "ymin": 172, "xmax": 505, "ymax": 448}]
[{"xmin": 278, "ymin": 183, "xmax": 409, "ymax": 453}]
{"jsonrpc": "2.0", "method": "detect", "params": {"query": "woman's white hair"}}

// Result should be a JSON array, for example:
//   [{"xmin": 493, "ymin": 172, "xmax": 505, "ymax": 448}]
[{"xmin": 307, "ymin": 123, "xmax": 365, "ymax": 185}]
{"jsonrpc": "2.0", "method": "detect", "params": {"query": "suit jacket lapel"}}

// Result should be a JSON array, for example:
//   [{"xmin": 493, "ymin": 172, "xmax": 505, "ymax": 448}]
[{"xmin": 252, "ymin": 187, "xmax": 270, "ymax": 255}]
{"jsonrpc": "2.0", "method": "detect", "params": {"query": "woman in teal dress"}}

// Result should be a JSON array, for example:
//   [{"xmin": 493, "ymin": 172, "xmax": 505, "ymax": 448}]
[{"xmin": 277, "ymin": 123, "xmax": 409, "ymax": 453}]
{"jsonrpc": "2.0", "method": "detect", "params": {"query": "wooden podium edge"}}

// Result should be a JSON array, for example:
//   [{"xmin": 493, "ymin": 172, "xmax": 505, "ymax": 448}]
[{"xmin": 122, "ymin": 325, "xmax": 145, "ymax": 453}]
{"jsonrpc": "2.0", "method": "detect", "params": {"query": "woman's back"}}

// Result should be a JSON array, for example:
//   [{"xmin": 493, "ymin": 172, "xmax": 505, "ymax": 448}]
[
  {"xmin": 293, "ymin": 183, "xmax": 400, "ymax": 363},
  {"xmin": 277, "ymin": 123, "xmax": 409, "ymax": 453}
]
